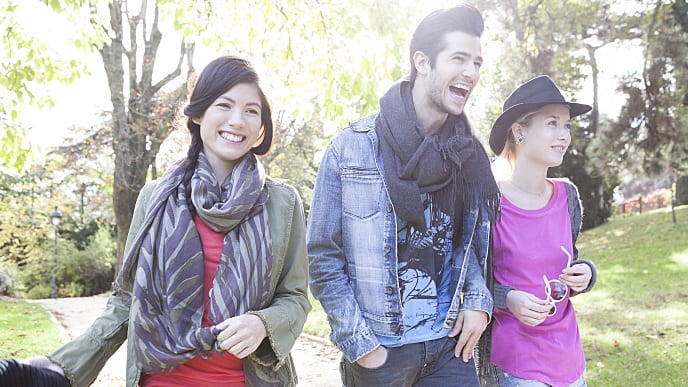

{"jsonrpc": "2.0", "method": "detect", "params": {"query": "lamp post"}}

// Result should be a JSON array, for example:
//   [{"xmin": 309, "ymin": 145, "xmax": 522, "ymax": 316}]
[{"xmin": 50, "ymin": 206, "xmax": 62, "ymax": 299}]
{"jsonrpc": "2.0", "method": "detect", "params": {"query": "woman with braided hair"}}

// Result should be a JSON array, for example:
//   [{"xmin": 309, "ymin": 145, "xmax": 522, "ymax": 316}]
[{"xmin": 8, "ymin": 55, "xmax": 310, "ymax": 387}]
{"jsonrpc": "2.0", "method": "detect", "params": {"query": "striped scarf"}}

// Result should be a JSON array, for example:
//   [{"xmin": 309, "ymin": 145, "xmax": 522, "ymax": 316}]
[{"xmin": 114, "ymin": 152, "xmax": 273, "ymax": 373}]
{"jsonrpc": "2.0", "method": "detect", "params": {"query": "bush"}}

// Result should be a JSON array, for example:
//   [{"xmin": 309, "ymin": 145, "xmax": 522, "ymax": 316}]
[
  {"xmin": 26, "ymin": 284, "xmax": 51, "ymax": 299},
  {"xmin": 676, "ymin": 175, "xmax": 688, "ymax": 206},
  {"xmin": 18, "ymin": 223, "xmax": 116, "ymax": 297},
  {"xmin": 0, "ymin": 268, "xmax": 11, "ymax": 295},
  {"xmin": 61, "ymin": 282, "xmax": 86, "ymax": 298}
]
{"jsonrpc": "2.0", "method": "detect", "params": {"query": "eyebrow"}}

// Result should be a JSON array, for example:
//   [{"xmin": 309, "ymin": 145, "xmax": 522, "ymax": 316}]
[
  {"xmin": 545, "ymin": 115, "xmax": 572, "ymax": 121},
  {"xmin": 218, "ymin": 95, "xmax": 262, "ymax": 108},
  {"xmin": 449, "ymin": 50, "xmax": 483, "ymax": 63}
]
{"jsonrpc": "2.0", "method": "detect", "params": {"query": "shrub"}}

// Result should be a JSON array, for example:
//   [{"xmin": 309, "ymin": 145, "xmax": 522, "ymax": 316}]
[
  {"xmin": 61, "ymin": 282, "xmax": 86, "ymax": 298},
  {"xmin": 18, "ymin": 223, "xmax": 116, "ymax": 297},
  {"xmin": 676, "ymin": 175, "xmax": 688, "ymax": 206},
  {"xmin": 0, "ymin": 268, "xmax": 11, "ymax": 295},
  {"xmin": 26, "ymin": 284, "xmax": 51, "ymax": 299}
]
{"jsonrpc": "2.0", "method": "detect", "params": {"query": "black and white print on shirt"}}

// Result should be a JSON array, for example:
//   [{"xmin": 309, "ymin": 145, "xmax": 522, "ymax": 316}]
[{"xmin": 396, "ymin": 194, "xmax": 454, "ymax": 335}]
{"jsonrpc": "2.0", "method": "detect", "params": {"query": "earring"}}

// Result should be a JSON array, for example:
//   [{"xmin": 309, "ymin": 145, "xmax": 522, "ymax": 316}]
[{"xmin": 515, "ymin": 135, "xmax": 524, "ymax": 145}]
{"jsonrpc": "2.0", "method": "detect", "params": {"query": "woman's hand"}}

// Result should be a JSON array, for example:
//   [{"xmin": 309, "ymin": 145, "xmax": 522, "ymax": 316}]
[
  {"xmin": 22, "ymin": 356, "xmax": 65, "ymax": 376},
  {"xmin": 505, "ymin": 290, "xmax": 551, "ymax": 326},
  {"xmin": 215, "ymin": 314, "xmax": 267, "ymax": 359},
  {"xmin": 559, "ymin": 262, "xmax": 592, "ymax": 292}
]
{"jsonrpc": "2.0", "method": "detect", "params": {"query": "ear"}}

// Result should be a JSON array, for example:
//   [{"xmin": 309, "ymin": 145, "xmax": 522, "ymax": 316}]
[
  {"xmin": 192, "ymin": 117, "xmax": 201, "ymax": 125},
  {"xmin": 510, "ymin": 124, "xmax": 523, "ymax": 139},
  {"xmin": 412, "ymin": 51, "xmax": 431, "ymax": 77}
]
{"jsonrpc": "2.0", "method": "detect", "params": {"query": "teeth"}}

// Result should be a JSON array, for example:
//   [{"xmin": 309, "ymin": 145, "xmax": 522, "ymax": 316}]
[
  {"xmin": 452, "ymin": 83, "xmax": 471, "ymax": 90},
  {"xmin": 220, "ymin": 132, "xmax": 243, "ymax": 142}
]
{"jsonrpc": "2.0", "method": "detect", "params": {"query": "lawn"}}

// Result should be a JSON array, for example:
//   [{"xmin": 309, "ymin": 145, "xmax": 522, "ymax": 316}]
[
  {"xmin": 303, "ymin": 205, "xmax": 688, "ymax": 386},
  {"xmin": 0, "ymin": 299, "xmax": 62, "ymax": 358},
  {"xmin": 575, "ymin": 205, "xmax": 688, "ymax": 386}
]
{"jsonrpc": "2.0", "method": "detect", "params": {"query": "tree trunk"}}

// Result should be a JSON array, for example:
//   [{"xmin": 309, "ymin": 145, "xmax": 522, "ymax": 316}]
[{"xmin": 97, "ymin": 0, "xmax": 192, "ymax": 272}]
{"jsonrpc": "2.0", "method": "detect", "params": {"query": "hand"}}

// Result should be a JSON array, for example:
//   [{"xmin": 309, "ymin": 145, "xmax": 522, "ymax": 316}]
[
  {"xmin": 559, "ymin": 263, "xmax": 592, "ymax": 292},
  {"xmin": 448, "ymin": 309, "xmax": 488, "ymax": 362},
  {"xmin": 215, "ymin": 314, "xmax": 267, "ymax": 359},
  {"xmin": 505, "ymin": 290, "xmax": 551, "ymax": 326},
  {"xmin": 355, "ymin": 346, "xmax": 388, "ymax": 369},
  {"xmin": 22, "ymin": 356, "xmax": 65, "ymax": 377}
]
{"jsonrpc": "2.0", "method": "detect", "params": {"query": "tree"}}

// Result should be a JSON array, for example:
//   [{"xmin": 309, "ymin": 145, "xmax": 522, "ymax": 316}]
[
  {"xmin": 477, "ymin": 0, "xmax": 625, "ymax": 229},
  {"xmin": 32, "ymin": 0, "xmax": 449, "ymax": 270},
  {"xmin": 0, "ymin": 0, "xmax": 82, "ymax": 173},
  {"xmin": 261, "ymin": 113, "xmax": 325, "ymax": 216},
  {"xmin": 597, "ymin": 0, "xmax": 688, "ymax": 221}
]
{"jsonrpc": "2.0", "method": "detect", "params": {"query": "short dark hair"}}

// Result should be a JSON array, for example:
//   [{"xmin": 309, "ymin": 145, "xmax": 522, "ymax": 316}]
[{"xmin": 409, "ymin": 4, "xmax": 484, "ymax": 83}]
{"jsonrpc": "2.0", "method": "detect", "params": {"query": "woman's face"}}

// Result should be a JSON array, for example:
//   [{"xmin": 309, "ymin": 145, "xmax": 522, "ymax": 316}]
[
  {"xmin": 195, "ymin": 82, "xmax": 263, "ymax": 179},
  {"xmin": 517, "ymin": 104, "xmax": 572, "ymax": 167}
]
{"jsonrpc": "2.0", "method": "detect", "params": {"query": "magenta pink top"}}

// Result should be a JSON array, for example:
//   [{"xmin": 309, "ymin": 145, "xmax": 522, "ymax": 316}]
[
  {"xmin": 491, "ymin": 180, "xmax": 585, "ymax": 387},
  {"xmin": 141, "ymin": 214, "xmax": 244, "ymax": 386}
]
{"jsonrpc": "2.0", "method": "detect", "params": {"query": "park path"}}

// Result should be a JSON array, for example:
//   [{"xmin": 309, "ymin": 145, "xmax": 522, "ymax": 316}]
[{"xmin": 32, "ymin": 294, "xmax": 341, "ymax": 386}]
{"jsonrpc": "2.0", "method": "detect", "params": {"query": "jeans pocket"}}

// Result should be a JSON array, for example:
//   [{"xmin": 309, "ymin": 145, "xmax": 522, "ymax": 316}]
[{"xmin": 351, "ymin": 347, "xmax": 389, "ymax": 371}]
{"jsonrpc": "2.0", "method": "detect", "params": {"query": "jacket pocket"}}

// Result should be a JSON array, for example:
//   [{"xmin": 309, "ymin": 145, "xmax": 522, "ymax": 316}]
[{"xmin": 341, "ymin": 167, "xmax": 384, "ymax": 220}]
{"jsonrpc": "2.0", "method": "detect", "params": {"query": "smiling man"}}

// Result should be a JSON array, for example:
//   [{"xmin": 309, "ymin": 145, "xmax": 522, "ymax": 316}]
[{"xmin": 307, "ymin": 4, "xmax": 500, "ymax": 386}]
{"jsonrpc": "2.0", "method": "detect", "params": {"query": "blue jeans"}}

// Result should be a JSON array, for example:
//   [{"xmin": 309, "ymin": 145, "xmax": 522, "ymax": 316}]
[
  {"xmin": 495, "ymin": 366, "xmax": 587, "ymax": 387},
  {"xmin": 339, "ymin": 336, "xmax": 479, "ymax": 386}
]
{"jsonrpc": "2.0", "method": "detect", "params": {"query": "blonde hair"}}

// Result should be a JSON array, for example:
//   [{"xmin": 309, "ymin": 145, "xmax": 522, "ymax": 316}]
[{"xmin": 498, "ymin": 108, "xmax": 541, "ymax": 166}]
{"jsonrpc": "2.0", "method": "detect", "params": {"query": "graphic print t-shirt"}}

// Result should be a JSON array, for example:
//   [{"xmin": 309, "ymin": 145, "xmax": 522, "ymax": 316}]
[{"xmin": 378, "ymin": 193, "xmax": 454, "ymax": 347}]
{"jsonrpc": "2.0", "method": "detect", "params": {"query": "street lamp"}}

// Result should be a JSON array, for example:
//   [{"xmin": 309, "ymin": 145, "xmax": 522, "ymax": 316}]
[{"xmin": 50, "ymin": 206, "xmax": 62, "ymax": 299}]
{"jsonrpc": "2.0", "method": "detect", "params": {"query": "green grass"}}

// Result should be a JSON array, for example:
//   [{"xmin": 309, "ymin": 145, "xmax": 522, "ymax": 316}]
[
  {"xmin": 303, "ymin": 290, "xmax": 331, "ymax": 338},
  {"xmin": 575, "ymin": 205, "xmax": 688, "ymax": 386},
  {"xmin": 303, "ymin": 205, "xmax": 688, "ymax": 385},
  {"xmin": 0, "ymin": 299, "xmax": 63, "ymax": 358}
]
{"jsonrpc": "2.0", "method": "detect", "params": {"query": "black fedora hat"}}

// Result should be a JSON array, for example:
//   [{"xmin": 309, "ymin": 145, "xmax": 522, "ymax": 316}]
[{"xmin": 488, "ymin": 75, "xmax": 592, "ymax": 155}]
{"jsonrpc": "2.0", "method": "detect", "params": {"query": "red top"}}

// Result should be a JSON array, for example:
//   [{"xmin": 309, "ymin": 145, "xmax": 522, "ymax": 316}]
[{"xmin": 140, "ymin": 214, "xmax": 245, "ymax": 386}]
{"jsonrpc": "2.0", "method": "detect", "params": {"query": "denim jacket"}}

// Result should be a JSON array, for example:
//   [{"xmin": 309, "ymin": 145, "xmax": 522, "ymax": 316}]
[{"xmin": 307, "ymin": 114, "xmax": 493, "ymax": 363}]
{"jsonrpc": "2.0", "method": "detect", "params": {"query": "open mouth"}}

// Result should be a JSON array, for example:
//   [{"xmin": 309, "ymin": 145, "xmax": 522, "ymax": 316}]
[
  {"xmin": 219, "ymin": 131, "xmax": 245, "ymax": 143},
  {"xmin": 449, "ymin": 82, "xmax": 471, "ymax": 99}
]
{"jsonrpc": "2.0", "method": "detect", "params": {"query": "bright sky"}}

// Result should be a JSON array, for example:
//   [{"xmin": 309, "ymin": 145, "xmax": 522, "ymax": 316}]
[{"xmin": 21, "ymin": 2, "xmax": 644, "ymax": 154}]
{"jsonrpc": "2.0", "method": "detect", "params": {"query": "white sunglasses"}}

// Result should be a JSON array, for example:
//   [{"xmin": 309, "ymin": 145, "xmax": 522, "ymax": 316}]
[{"xmin": 543, "ymin": 245, "xmax": 572, "ymax": 316}]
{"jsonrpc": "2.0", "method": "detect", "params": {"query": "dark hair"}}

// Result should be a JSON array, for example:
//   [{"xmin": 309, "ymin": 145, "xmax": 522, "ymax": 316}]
[
  {"xmin": 180, "ymin": 56, "xmax": 274, "ymax": 206},
  {"xmin": 409, "ymin": 4, "xmax": 484, "ymax": 83}
]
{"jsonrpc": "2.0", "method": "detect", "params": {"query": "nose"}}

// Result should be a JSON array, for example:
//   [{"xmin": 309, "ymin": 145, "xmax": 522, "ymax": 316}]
[
  {"xmin": 227, "ymin": 108, "xmax": 244, "ymax": 127},
  {"xmin": 461, "ymin": 62, "xmax": 480, "ymax": 83}
]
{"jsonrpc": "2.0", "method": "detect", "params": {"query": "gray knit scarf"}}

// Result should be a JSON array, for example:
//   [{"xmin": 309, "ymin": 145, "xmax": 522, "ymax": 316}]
[
  {"xmin": 114, "ymin": 151, "xmax": 273, "ymax": 374},
  {"xmin": 376, "ymin": 80, "xmax": 500, "ymax": 233}
]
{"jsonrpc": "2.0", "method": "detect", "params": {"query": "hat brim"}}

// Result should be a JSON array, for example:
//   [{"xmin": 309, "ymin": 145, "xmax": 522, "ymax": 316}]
[{"xmin": 488, "ymin": 102, "xmax": 592, "ymax": 155}]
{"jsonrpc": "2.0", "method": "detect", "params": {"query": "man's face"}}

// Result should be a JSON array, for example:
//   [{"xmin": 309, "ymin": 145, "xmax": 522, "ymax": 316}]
[{"xmin": 425, "ymin": 31, "xmax": 482, "ymax": 116}]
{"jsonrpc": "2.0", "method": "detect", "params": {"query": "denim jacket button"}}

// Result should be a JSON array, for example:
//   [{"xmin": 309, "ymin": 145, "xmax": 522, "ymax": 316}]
[
  {"xmin": 384, "ymin": 245, "xmax": 391, "ymax": 253},
  {"xmin": 386, "ymin": 205, "xmax": 393, "ymax": 213},
  {"xmin": 385, "ymin": 286, "xmax": 394, "ymax": 295},
  {"xmin": 390, "ymin": 323, "xmax": 399, "ymax": 332}
]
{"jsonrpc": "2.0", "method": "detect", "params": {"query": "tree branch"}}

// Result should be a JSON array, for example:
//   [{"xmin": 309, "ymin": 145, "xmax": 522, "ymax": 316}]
[{"xmin": 151, "ymin": 40, "xmax": 188, "ymax": 94}]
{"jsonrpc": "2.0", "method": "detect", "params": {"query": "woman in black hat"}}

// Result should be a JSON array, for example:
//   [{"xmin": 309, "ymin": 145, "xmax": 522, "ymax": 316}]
[{"xmin": 478, "ymin": 75, "xmax": 597, "ymax": 387}]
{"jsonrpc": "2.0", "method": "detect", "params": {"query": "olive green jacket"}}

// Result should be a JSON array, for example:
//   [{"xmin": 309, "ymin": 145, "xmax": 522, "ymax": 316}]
[{"xmin": 48, "ymin": 177, "xmax": 311, "ymax": 387}]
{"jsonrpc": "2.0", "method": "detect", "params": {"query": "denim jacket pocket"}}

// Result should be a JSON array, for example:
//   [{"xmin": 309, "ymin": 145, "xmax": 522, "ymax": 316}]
[{"xmin": 341, "ymin": 166, "xmax": 384, "ymax": 220}]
